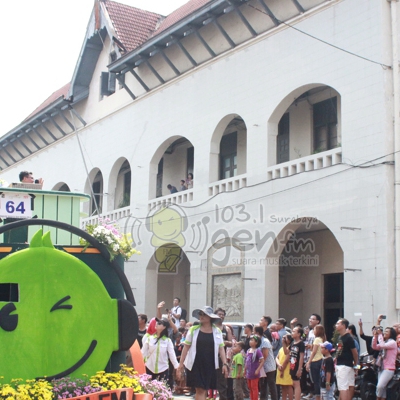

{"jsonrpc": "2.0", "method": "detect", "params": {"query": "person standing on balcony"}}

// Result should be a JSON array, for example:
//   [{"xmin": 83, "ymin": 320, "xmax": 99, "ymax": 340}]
[
  {"xmin": 185, "ymin": 173, "xmax": 193, "ymax": 189},
  {"xmin": 180, "ymin": 180, "xmax": 187, "ymax": 191},
  {"xmin": 167, "ymin": 184, "xmax": 178, "ymax": 194}
]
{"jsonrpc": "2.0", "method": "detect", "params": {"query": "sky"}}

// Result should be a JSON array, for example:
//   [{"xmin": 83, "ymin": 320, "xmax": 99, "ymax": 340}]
[{"xmin": 1, "ymin": 0, "xmax": 189, "ymax": 136}]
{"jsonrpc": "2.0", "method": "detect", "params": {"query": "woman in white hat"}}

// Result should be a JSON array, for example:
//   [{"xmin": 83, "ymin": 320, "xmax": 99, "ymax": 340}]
[{"xmin": 177, "ymin": 306, "xmax": 229, "ymax": 400}]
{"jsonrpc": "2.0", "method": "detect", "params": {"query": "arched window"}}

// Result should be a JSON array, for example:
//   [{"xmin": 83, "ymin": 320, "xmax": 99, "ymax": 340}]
[
  {"xmin": 149, "ymin": 136, "xmax": 194, "ymax": 199},
  {"xmin": 268, "ymin": 85, "xmax": 341, "ymax": 166},
  {"xmin": 115, "ymin": 160, "xmax": 131, "ymax": 208},
  {"xmin": 89, "ymin": 171, "xmax": 103, "ymax": 215},
  {"xmin": 210, "ymin": 115, "xmax": 247, "ymax": 183}
]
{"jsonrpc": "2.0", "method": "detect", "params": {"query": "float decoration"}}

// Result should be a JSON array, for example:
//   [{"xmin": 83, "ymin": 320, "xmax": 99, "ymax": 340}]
[
  {"xmin": 0, "ymin": 229, "xmax": 137, "ymax": 382},
  {"xmin": 80, "ymin": 218, "xmax": 140, "ymax": 261},
  {"xmin": 0, "ymin": 366, "xmax": 171, "ymax": 400}
]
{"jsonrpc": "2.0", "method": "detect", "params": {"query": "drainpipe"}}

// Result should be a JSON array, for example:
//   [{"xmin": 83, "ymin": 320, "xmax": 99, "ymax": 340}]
[{"xmin": 388, "ymin": 0, "xmax": 400, "ymax": 309}]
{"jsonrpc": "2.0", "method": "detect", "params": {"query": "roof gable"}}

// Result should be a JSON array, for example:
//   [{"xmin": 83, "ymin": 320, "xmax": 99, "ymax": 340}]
[
  {"xmin": 17, "ymin": 0, "xmax": 164, "ymax": 124},
  {"xmin": 104, "ymin": 0, "xmax": 162, "ymax": 52}
]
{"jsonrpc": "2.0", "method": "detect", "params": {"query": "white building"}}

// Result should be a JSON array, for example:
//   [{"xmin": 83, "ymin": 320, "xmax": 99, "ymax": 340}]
[{"xmin": 2, "ymin": 0, "xmax": 400, "ymax": 338}]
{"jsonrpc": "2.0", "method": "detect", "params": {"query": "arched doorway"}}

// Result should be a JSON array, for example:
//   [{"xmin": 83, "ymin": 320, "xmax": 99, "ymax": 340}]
[
  {"xmin": 144, "ymin": 205, "xmax": 191, "ymax": 317},
  {"xmin": 265, "ymin": 218, "xmax": 343, "ymax": 341},
  {"xmin": 146, "ymin": 244, "xmax": 191, "ymax": 319}
]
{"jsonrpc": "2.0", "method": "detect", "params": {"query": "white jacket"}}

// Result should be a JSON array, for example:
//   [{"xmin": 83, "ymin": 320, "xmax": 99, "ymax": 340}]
[
  {"xmin": 141, "ymin": 334, "xmax": 179, "ymax": 373},
  {"xmin": 183, "ymin": 324, "xmax": 224, "ymax": 370}
]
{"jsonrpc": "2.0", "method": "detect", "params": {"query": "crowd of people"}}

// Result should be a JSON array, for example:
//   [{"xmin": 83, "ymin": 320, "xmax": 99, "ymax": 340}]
[{"xmin": 132, "ymin": 303, "xmax": 400, "ymax": 400}]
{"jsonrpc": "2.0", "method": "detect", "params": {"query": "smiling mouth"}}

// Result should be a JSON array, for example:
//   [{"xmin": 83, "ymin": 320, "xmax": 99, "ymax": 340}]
[{"xmin": 37, "ymin": 340, "xmax": 97, "ymax": 381}]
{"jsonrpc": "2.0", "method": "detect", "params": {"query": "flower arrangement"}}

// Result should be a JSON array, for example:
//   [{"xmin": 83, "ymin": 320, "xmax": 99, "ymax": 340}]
[
  {"xmin": 90, "ymin": 366, "xmax": 143, "ymax": 392},
  {"xmin": 0, "ymin": 378, "xmax": 53, "ymax": 400},
  {"xmin": 80, "ymin": 218, "xmax": 140, "ymax": 261},
  {"xmin": 138, "ymin": 374, "xmax": 173, "ymax": 400},
  {"xmin": 51, "ymin": 376, "xmax": 101, "ymax": 399},
  {"xmin": 0, "ymin": 366, "xmax": 173, "ymax": 400}
]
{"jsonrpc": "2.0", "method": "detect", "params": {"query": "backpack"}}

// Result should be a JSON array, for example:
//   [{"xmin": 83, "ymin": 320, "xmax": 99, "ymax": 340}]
[{"xmin": 181, "ymin": 308, "xmax": 187, "ymax": 321}]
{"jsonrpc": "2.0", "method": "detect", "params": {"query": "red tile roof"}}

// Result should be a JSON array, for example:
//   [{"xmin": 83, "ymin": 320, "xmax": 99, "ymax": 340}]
[
  {"xmin": 24, "ymin": 83, "xmax": 70, "ymax": 122},
  {"xmin": 22, "ymin": 0, "xmax": 213, "ymax": 123},
  {"xmin": 104, "ymin": 1, "xmax": 163, "ymax": 52},
  {"xmin": 154, "ymin": 0, "xmax": 212, "ymax": 36}
]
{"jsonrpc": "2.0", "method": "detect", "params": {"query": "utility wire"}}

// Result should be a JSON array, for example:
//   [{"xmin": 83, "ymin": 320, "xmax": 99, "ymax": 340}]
[
  {"xmin": 69, "ymin": 110, "xmax": 101, "ymax": 216},
  {"xmin": 246, "ymin": 3, "xmax": 392, "ymax": 70},
  {"xmin": 89, "ymin": 2, "xmax": 394, "ymax": 224},
  {"xmin": 128, "ymin": 149, "xmax": 396, "ymax": 225}
]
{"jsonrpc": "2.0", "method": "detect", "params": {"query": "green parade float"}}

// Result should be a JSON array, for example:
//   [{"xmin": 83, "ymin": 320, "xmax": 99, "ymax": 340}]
[{"xmin": 0, "ymin": 186, "xmax": 164, "ymax": 400}]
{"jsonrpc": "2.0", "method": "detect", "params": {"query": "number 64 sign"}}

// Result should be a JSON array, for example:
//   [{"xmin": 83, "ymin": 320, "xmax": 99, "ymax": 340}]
[{"xmin": 0, "ymin": 193, "xmax": 32, "ymax": 219}]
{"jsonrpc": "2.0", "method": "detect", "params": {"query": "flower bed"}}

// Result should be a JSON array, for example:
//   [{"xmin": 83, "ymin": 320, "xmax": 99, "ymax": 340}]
[{"xmin": 0, "ymin": 366, "xmax": 172, "ymax": 400}]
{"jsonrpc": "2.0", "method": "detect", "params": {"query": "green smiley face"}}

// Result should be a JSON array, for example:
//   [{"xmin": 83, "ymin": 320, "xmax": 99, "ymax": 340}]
[{"xmin": 0, "ymin": 230, "xmax": 120, "ymax": 381}]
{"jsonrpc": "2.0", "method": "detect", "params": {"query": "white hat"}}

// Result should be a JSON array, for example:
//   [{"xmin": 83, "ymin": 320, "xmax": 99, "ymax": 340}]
[{"xmin": 192, "ymin": 306, "xmax": 221, "ymax": 322}]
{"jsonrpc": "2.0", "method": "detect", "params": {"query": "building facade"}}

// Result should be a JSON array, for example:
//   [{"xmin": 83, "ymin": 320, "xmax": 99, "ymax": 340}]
[{"xmin": 1, "ymin": 0, "xmax": 400, "ymax": 333}]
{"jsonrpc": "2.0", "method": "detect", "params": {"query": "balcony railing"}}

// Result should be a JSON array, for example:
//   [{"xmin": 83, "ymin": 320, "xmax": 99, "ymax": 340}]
[
  {"xmin": 81, "ymin": 150, "xmax": 341, "ymax": 222},
  {"xmin": 208, "ymin": 174, "xmax": 247, "ymax": 196},
  {"xmin": 81, "ymin": 205, "xmax": 131, "ymax": 228},
  {"xmin": 267, "ymin": 148, "xmax": 342, "ymax": 181},
  {"xmin": 148, "ymin": 189, "xmax": 194, "ymax": 211}
]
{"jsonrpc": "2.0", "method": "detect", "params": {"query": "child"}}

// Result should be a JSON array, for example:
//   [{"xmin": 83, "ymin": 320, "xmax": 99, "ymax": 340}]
[
  {"xmin": 226, "ymin": 335, "xmax": 236, "ymax": 400},
  {"xmin": 276, "ymin": 334, "xmax": 293, "ymax": 400},
  {"xmin": 288, "ymin": 327, "xmax": 305, "ymax": 400},
  {"xmin": 232, "ymin": 342, "xmax": 245, "ymax": 400},
  {"xmin": 206, "ymin": 389, "xmax": 217, "ymax": 400},
  {"xmin": 319, "ymin": 342, "xmax": 335, "ymax": 400},
  {"xmin": 245, "ymin": 335, "xmax": 264, "ymax": 400}
]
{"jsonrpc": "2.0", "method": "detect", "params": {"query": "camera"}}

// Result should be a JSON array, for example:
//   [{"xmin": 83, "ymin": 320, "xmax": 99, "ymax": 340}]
[
  {"xmin": 34, "ymin": 179, "xmax": 39, "ymax": 184},
  {"xmin": 381, "ymin": 315, "xmax": 387, "ymax": 319}
]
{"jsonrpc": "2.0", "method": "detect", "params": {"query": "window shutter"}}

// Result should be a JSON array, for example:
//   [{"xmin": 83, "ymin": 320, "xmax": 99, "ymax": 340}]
[
  {"xmin": 108, "ymin": 73, "xmax": 116, "ymax": 93},
  {"xmin": 100, "ymin": 72, "xmax": 110, "ymax": 96},
  {"xmin": 100, "ymin": 72, "xmax": 116, "ymax": 96}
]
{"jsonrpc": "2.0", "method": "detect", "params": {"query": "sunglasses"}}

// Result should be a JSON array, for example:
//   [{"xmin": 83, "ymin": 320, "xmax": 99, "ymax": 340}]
[
  {"xmin": 198, "ymin": 311, "xmax": 206, "ymax": 317},
  {"xmin": 157, "ymin": 321, "xmax": 165, "ymax": 325}
]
